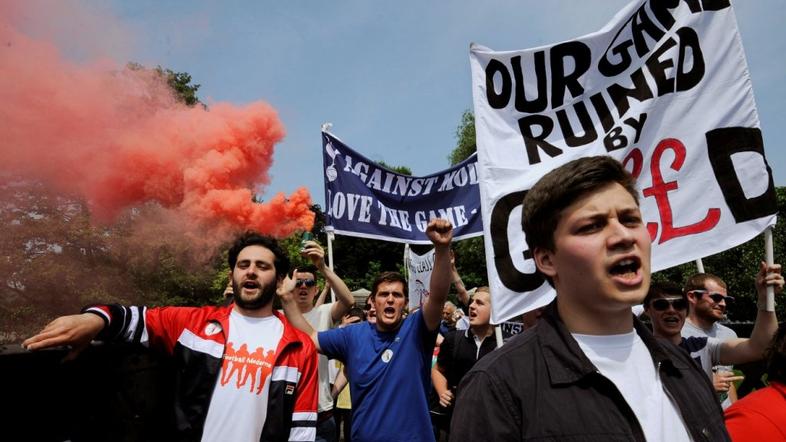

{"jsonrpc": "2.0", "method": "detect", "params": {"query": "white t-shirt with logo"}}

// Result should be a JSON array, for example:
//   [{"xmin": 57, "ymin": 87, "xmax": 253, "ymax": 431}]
[
  {"xmin": 202, "ymin": 310, "xmax": 283, "ymax": 442},
  {"xmin": 303, "ymin": 303, "xmax": 335, "ymax": 412},
  {"xmin": 573, "ymin": 331, "xmax": 691, "ymax": 442}
]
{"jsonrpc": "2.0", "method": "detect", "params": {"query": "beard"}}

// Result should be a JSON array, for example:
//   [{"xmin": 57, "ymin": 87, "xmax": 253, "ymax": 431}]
[{"xmin": 232, "ymin": 279, "xmax": 276, "ymax": 310}]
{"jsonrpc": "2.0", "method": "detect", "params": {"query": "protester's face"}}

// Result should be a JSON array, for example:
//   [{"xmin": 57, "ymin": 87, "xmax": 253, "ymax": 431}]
[
  {"xmin": 646, "ymin": 295, "xmax": 688, "ymax": 339},
  {"xmin": 293, "ymin": 270, "xmax": 318, "ymax": 309},
  {"xmin": 469, "ymin": 292, "xmax": 491, "ymax": 327},
  {"xmin": 365, "ymin": 299, "xmax": 377, "ymax": 324},
  {"xmin": 373, "ymin": 281, "xmax": 406, "ymax": 332},
  {"xmin": 231, "ymin": 245, "xmax": 278, "ymax": 310},
  {"xmin": 442, "ymin": 304, "xmax": 456, "ymax": 323},
  {"xmin": 689, "ymin": 280, "xmax": 728, "ymax": 323},
  {"xmin": 534, "ymin": 183, "xmax": 651, "ymax": 315}
]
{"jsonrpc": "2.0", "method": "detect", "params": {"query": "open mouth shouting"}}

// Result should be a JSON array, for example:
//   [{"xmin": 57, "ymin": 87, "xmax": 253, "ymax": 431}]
[
  {"xmin": 241, "ymin": 280, "xmax": 260, "ymax": 295},
  {"xmin": 382, "ymin": 306, "xmax": 397, "ymax": 319},
  {"xmin": 609, "ymin": 255, "xmax": 643, "ymax": 286}
]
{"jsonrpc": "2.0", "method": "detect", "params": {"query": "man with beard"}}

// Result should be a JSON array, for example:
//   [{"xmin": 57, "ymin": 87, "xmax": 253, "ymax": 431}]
[
  {"xmin": 681, "ymin": 270, "xmax": 782, "ymax": 405},
  {"xmin": 23, "ymin": 233, "xmax": 318, "ymax": 442},
  {"xmin": 644, "ymin": 275, "xmax": 782, "ymax": 392},
  {"xmin": 279, "ymin": 218, "xmax": 454, "ymax": 442},
  {"xmin": 291, "ymin": 240, "xmax": 355, "ymax": 442}
]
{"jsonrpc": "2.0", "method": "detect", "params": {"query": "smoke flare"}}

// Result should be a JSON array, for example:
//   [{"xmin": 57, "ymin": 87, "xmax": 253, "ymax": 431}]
[{"xmin": 0, "ymin": 1, "xmax": 314, "ymax": 240}]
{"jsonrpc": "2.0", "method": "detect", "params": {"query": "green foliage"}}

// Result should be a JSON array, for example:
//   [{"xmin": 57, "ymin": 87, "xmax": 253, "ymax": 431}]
[
  {"xmin": 448, "ymin": 110, "xmax": 476, "ymax": 165},
  {"xmin": 157, "ymin": 67, "xmax": 202, "ymax": 107},
  {"xmin": 377, "ymin": 161, "xmax": 412, "ymax": 176},
  {"xmin": 126, "ymin": 62, "xmax": 202, "ymax": 107}
]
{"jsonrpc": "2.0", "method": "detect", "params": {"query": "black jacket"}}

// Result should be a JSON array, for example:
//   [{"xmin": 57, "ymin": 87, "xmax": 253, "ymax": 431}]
[{"xmin": 450, "ymin": 301, "xmax": 729, "ymax": 441}]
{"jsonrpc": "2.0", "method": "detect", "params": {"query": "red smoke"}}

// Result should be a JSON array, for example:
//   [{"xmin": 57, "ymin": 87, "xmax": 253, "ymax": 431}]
[{"xmin": 0, "ymin": 1, "xmax": 314, "ymax": 239}]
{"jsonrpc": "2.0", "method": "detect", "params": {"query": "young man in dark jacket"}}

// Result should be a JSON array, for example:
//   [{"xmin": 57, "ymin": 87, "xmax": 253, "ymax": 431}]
[
  {"xmin": 24, "ymin": 233, "xmax": 318, "ymax": 441},
  {"xmin": 451, "ymin": 156, "xmax": 729, "ymax": 441}
]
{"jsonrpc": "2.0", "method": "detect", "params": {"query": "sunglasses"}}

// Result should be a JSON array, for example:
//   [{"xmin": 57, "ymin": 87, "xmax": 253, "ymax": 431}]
[
  {"xmin": 651, "ymin": 298, "xmax": 688, "ymax": 311},
  {"xmin": 690, "ymin": 290, "xmax": 734, "ymax": 305},
  {"xmin": 295, "ymin": 278, "xmax": 317, "ymax": 288}
]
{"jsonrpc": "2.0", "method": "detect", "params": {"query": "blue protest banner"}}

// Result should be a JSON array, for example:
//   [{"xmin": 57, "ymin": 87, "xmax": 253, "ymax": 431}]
[{"xmin": 322, "ymin": 131, "xmax": 483, "ymax": 244}]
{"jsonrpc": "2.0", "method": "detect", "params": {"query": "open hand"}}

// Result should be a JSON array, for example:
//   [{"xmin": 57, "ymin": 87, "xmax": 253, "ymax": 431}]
[{"xmin": 23, "ymin": 313, "xmax": 104, "ymax": 361}]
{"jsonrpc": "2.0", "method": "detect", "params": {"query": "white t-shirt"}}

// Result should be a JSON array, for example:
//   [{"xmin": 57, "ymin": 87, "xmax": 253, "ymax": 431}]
[
  {"xmin": 573, "ymin": 331, "xmax": 691, "ymax": 442},
  {"xmin": 682, "ymin": 319, "xmax": 738, "ymax": 408},
  {"xmin": 202, "ymin": 310, "xmax": 283, "ymax": 442},
  {"xmin": 303, "ymin": 303, "xmax": 335, "ymax": 412}
]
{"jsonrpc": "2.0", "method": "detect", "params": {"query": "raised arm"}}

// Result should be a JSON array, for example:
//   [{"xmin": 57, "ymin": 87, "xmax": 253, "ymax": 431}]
[
  {"xmin": 719, "ymin": 262, "xmax": 783, "ymax": 365},
  {"xmin": 451, "ymin": 250, "xmax": 471, "ymax": 308},
  {"xmin": 278, "ymin": 272, "xmax": 322, "ymax": 353},
  {"xmin": 422, "ymin": 219, "xmax": 453, "ymax": 331},
  {"xmin": 301, "ymin": 240, "xmax": 354, "ymax": 322},
  {"xmin": 313, "ymin": 281, "xmax": 330, "ymax": 309}
]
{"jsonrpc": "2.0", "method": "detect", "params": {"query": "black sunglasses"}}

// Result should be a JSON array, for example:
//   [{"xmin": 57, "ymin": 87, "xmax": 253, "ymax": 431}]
[
  {"xmin": 691, "ymin": 290, "xmax": 734, "ymax": 305},
  {"xmin": 651, "ymin": 298, "xmax": 688, "ymax": 311},
  {"xmin": 295, "ymin": 278, "xmax": 317, "ymax": 288}
]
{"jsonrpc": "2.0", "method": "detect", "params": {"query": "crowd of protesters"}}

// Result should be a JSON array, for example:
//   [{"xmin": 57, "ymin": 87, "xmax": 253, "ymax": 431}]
[{"xmin": 22, "ymin": 156, "xmax": 786, "ymax": 441}]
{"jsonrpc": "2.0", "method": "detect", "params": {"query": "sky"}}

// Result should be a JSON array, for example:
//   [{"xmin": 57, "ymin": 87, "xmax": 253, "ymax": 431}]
[{"xmin": 45, "ymin": 0, "xmax": 786, "ymax": 208}]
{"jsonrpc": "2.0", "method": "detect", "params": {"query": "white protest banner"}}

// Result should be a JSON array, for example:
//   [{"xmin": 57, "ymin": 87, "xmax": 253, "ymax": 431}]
[
  {"xmin": 405, "ymin": 247, "xmax": 435, "ymax": 309},
  {"xmin": 470, "ymin": 0, "xmax": 778, "ymax": 324}
]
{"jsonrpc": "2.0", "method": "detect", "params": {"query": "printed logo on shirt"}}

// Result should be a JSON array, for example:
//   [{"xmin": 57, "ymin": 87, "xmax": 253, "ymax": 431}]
[
  {"xmin": 204, "ymin": 322, "xmax": 222, "ymax": 336},
  {"xmin": 381, "ymin": 349, "xmax": 393, "ymax": 363},
  {"xmin": 285, "ymin": 385, "xmax": 295, "ymax": 395},
  {"xmin": 219, "ymin": 341, "xmax": 276, "ymax": 395}
]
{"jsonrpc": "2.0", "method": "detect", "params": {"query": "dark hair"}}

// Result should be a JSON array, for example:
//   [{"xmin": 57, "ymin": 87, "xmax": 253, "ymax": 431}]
[
  {"xmin": 347, "ymin": 306, "xmax": 365, "ymax": 321},
  {"xmin": 644, "ymin": 280, "xmax": 684, "ymax": 306},
  {"xmin": 684, "ymin": 273, "xmax": 727, "ymax": 293},
  {"xmin": 371, "ymin": 271, "xmax": 408, "ymax": 299},
  {"xmin": 766, "ymin": 322, "xmax": 786, "ymax": 383},
  {"xmin": 522, "ymin": 156, "xmax": 638, "ymax": 253},
  {"xmin": 294, "ymin": 264, "xmax": 319, "ymax": 278},
  {"xmin": 227, "ymin": 232, "xmax": 290, "ymax": 279}
]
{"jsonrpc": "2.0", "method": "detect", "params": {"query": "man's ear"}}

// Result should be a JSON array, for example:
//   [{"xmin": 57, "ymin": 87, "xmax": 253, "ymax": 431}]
[{"xmin": 533, "ymin": 247, "xmax": 557, "ymax": 278}]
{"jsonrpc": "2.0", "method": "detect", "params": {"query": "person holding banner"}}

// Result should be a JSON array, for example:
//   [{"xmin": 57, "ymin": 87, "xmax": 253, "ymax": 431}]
[
  {"xmin": 644, "ymin": 274, "xmax": 782, "ymax": 391},
  {"xmin": 681, "ymin": 270, "xmax": 783, "ymax": 408},
  {"xmin": 451, "ymin": 156, "xmax": 728, "ymax": 441},
  {"xmin": 279, "ymin": 218, "xmax": 453, "ymax": 442}
]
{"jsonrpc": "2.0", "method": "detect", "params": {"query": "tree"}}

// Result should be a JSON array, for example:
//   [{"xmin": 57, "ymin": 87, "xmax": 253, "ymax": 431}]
[
  {"xmin": 126, "ymin": 62, "xmax": 203, "ymax": 107},
  {"xmin": 445, "ymin": 110, "xmax": 487, "ymax": 288},
  {"xmin": 448, "ymin": 110, "xmax": 476, "ymax": 166},
  {"xmin": 1, "ymin": 65, "xmax": 213, "ymax": 345}
]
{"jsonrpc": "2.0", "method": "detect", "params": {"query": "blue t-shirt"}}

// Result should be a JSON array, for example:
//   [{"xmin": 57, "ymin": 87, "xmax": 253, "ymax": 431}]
[{"xmin": 319, "ymin": 310, "xmax": 437, "ymax": 442}]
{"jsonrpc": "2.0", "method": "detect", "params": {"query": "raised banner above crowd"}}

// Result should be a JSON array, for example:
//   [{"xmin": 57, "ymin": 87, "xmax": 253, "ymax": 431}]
[
  {"xmin": 322, "ymin": 131, "xmax": 483, "ymax": 244},
  {"xmin": 470, "ymin": 0, "xmax": 778, "ymax": 323}
]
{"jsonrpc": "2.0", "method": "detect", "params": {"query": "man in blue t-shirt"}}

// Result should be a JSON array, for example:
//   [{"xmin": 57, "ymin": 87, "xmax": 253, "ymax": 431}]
[{"xmin": 279, "ymin": 219, "xmax": 453, "ymax": 442}]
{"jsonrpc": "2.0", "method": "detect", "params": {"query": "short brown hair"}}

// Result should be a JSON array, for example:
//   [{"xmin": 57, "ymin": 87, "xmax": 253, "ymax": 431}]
[
  {"xmin": 371, "ymin": 271, "xmax": 408, "ymax": 298},
  {"xmin": 521, "ymin": 156, "xmax": 638, "ymax": 253},
  {"xmin": 684, "ymin": 273, "xmax": 727, "ymax": 293}
]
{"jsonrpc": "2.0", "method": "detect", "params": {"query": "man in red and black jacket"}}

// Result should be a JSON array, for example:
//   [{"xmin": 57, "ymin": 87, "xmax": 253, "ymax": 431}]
[{"xmin": 24, "ymin": 233, "xmax": 318, "ymax": 442}]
